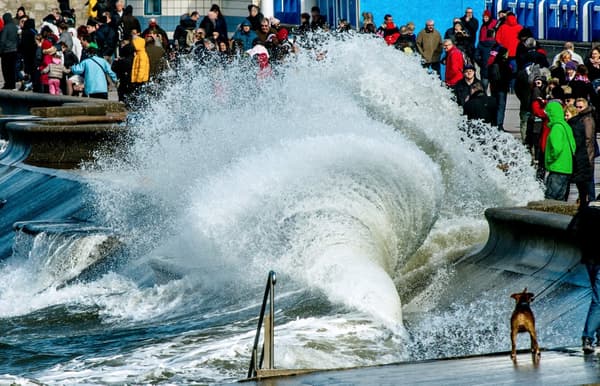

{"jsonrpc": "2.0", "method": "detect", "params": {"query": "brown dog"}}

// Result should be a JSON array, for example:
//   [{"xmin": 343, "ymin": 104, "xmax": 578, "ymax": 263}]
[{"xmin": 510, "ymin": 288, "xmax": 541, "ymax": 362}]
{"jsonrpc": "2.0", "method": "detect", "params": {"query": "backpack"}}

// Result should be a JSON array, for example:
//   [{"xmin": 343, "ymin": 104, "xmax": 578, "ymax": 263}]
[{"xmin": 526, "ymin": 63, "xmax": 551, "ymax": 84}]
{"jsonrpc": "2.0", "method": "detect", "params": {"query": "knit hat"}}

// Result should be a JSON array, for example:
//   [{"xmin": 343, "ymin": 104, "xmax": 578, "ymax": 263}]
[
  {"xmin": 483, "ymin": 9, "xmax": 492, "ymax": 18},
  {"xmin": 565, "ymin": 61, "xmax": 578, "ymax": 70},
  {"xmin": 241, "ymin": 19, "xmax": 252, "ymax": 27},
  {"xmin": 463, "ymin": 64, "xmax": 475, "ymax": 72},
  {"xmin": 276, "ymin": 28, "xmax": 288, "ymax": 41}
]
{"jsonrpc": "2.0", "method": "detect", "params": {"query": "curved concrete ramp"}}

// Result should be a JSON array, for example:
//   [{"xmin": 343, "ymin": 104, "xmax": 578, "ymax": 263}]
[
  {"xmin": 0, "ymin": 166, "xmax": 89, "ymax": 260},
  {"xmin": 461, "ymin": 207, "xmax": 587, "ymax": 288}
]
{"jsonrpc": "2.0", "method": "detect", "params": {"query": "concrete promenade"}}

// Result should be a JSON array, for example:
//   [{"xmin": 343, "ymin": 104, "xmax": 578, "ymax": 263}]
[{"xmin": 242, "ymin": 349, "xmax": 600, "ymax": 385}]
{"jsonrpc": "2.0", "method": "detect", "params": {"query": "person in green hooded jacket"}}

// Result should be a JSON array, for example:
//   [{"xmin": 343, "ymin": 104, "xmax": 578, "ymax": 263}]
[{"xmin": 544, "ymin": 100, "xmax": 576, "ymax": 201}]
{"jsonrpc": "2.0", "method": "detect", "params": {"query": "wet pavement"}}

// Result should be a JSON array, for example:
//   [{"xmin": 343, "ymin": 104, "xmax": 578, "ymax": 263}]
[{"xmin": 241, "ymin": 348, "xmax": 600, "ymax": 385}]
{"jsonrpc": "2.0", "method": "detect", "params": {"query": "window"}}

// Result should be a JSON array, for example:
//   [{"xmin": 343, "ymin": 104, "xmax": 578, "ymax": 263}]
[{"xmin": 144, "ymin": 0, "xmax": 161, "ymax": 15}]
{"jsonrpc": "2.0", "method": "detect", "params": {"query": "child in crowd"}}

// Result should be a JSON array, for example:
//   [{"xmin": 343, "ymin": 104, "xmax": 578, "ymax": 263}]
[{"xmin": 47, "ymin": 50, "xmax": 65, "ymax": 95}]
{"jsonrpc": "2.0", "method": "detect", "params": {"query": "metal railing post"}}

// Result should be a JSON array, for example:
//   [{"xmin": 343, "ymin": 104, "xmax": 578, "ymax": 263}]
[
  {"xmin": 269, "ymin": 272, "xmax": 275, "ymax": 369},
  {"xmin": 247, "ymin": 271, "xmax": 277, "ymax": 378}
]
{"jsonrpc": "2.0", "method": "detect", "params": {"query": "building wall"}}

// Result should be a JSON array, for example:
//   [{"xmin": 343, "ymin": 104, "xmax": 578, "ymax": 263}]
[{"xmin": 359, "ymin": 0, "xmax": 485, "ymax": 39}]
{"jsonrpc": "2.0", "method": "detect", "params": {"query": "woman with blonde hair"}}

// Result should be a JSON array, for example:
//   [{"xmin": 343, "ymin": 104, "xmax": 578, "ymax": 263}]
[
  {"xmin": 360, "ymin": 12, "xmax": 375, "ymax": 34},
  {"xmin": 551, "ymin": 50, "xmax": 573, "ymax": 84}
]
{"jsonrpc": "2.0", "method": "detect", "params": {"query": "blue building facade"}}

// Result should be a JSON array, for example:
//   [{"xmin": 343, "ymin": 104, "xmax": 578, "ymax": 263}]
[{"xmin": 359, "ymin": 0, "xmax": 484, "ymax": 38}]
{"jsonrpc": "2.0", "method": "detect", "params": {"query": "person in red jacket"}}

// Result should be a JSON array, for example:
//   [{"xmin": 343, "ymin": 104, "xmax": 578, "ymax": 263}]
[
  {"xmin": 495, "ymin": 12, "xmax": 522, "ymax": 89},
  {"xmin": 495, "ymin": 13, "xmax": 522, "ymax": 58},
  {"xmin": 443, "ymin": 39, "xmax": 464, "ymax": 90},
  {"xmin": 479, "ymin": 9, "xmax": 497, "ymax": 42}
]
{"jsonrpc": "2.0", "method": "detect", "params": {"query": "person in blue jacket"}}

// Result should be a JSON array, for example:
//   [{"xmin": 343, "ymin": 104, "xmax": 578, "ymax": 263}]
[
  {"xmin": 232, "ymin": 19, "xmax": 257, "ymax": 52},
  {"xmin": 70, "ymin": 41, "xmax": 117, "ymax": 99}
]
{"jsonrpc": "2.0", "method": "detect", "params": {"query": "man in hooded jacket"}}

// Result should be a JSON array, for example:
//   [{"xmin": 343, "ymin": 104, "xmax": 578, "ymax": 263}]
[
  {"xmin": 0, "ymin": 13, "xmax": 19, "ymax": 89},
  {"xmin": 544, "ymin": 100, "xmax": 577, "ymax": 200}
]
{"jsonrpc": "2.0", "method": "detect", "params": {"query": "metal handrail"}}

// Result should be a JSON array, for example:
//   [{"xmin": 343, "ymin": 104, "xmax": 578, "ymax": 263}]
[{"xmin": 247, "ymin": 270, "xmax": 276, "ymax": 378}]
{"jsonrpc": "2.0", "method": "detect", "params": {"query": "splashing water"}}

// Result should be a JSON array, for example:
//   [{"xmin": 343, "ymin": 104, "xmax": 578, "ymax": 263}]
[{"xmin": 0, "ymin": 34, "xmax": 544, "ymax": 384}]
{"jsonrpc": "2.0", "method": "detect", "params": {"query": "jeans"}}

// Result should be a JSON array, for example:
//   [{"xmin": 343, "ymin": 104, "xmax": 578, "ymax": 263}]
[
  {"xmin": 480, "ymin": 78, "xmax": 489, "ymax": 95},
  {"xmin": 519, "ymin": 110, "xmax": 530, "ymax": 144},
  {"xmin": 545, "ymin": 172, "xmax": 569, "ymax": 201},
  {"xmin": 583, "ymin": 263, "xmax": 600, "ymax": 341},
  {"xmin": 494, "ymin": 91, "xmax": 507, "ymax": 128}
]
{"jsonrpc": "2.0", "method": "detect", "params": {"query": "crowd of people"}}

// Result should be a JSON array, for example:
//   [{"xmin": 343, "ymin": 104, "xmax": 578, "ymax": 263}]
[
  {"xmin": 0, "ymin": 2, "xmax": 326, "ymax": 105},
  {"xmin": 388, "ymin": 7, "xmax": 600, "ymax": 209},
  {"xmin": 1, "ymin": 3, "xmax": 600, "ymax": 205}
]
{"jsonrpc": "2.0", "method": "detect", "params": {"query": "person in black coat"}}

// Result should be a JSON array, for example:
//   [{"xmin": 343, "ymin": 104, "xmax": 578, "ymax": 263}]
[
  {"xmin": 454, "ymin": 64, "xmax": 481, "ymax": 107},
  {"xmin": 460, "ymin": 7, "xmax": 478, "ymax": 63},
  {"xmin": 566, "ymin": 105, "xmax": 593, "ymax": 207},
  {"xmin": 121, "ymin": 5, "xmax": 141, "ymax": 39},
  {"xmin": 463, "ymin": 82, "xmax": 498, "ymax": 126},
  {"xmin": 199, "ymin": 4, "xmax": 227, "ymax": 41},
  {"xmin": 489, "ymin": 46, "xmax": 513, "ymax": 130},
  {"xmin": 0, "ymin": 13, "xmax": 19, "ymax": 89},
  {"xmin": 18, "ymin": 18, "xmax": 37, "ymax": 83},
  {"xmin": 246, "ymin": 4, "xmax": 263, "ymax": 32},
  {"xmin": 111, "ymin": 40, "xmax": 134, "ymax": 105},
  {"xmin": 96, "ymin": 14, "xmax": 116, "ymax": 61}
]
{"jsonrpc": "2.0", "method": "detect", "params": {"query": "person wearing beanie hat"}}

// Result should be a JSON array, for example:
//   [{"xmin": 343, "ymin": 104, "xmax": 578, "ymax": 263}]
[
  {"xmin": 455, "ymin": 63, "xmax": 481, "ymax": 107},
  {"xmin": 564, "ymin": 61, "xmax": 578, "ymax": 84},
  {"xmin": 566, "ymin": 61, "xmax": 578, "ymax": 71},
  {"xmin": 276, "ymin": 28, "xmax": 288, "ymax": 41},
  {"xmin": 480, "ymin": 9, "xmax": 497, "ymax": 42}
]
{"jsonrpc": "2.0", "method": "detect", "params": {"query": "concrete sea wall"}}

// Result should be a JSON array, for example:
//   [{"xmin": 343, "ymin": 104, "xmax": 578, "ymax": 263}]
[{"xmin": 0, "ymin": 91, "xmax": 126, "ymax": 260}]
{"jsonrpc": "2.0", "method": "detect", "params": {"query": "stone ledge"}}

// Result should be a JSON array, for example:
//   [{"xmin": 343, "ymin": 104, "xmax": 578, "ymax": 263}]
[{"xmin": 3, "ymin": 121, "xmax": 128, "ymax": 169}]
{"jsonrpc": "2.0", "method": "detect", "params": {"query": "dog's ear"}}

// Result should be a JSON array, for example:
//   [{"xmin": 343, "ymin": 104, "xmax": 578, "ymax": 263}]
[
  {"xmin": 526, "ymin": 293, "xmax": 534, "ymax": 301},
  {"xmin": 510, "ymin": 293, "xmax": 518, "ymax": 300}
]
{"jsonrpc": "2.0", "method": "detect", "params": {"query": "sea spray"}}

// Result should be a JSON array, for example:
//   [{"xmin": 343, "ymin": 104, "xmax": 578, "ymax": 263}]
[{"xmin": 0, "ymin": 34, "xmax": 546, "ymax": 383}]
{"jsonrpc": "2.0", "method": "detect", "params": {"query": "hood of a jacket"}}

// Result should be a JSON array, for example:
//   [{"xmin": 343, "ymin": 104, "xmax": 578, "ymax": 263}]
[
  {"xmin": 132, "ymin": 36, "xmax": 145, "ymax": 52},
  {"xmin": 505, "ymin": 14, "xmax": 518, "ymax": 27},
  {"xmin": 3, "ymin": 13, "xmax": 13, "ymax": 24},
  {"xmin": 23, "ymin": 18, "xmax": 36, "ymax": 30},
  {"xmin": 545, "ymin": 101, "xmax": 566, "ymax": 125}
]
